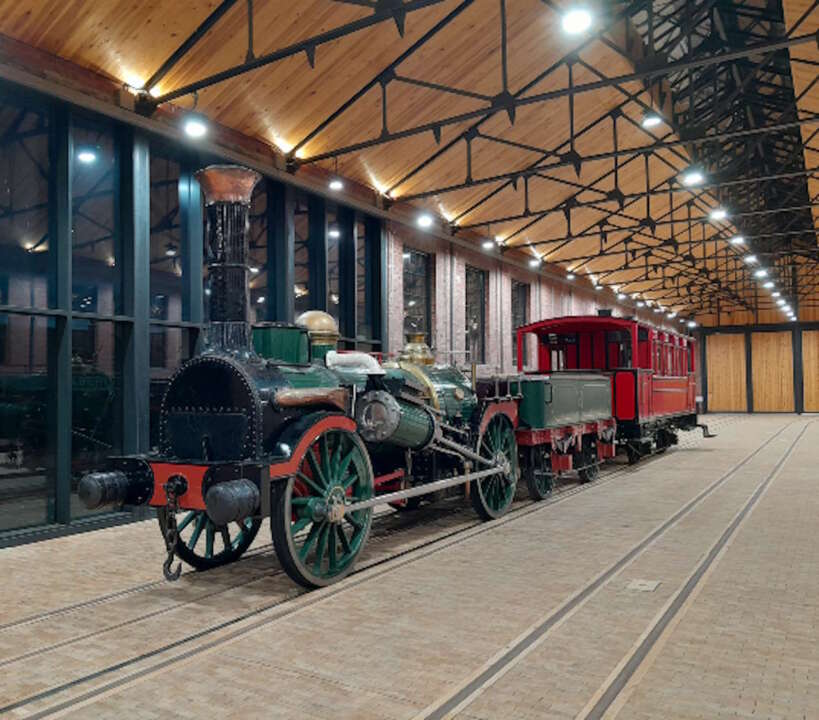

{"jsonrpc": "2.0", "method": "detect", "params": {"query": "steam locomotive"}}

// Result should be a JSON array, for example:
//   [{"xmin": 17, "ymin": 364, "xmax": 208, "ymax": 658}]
[{"xmin": 77, "ymin": 164, "xmax": 704, "ymax": 589}]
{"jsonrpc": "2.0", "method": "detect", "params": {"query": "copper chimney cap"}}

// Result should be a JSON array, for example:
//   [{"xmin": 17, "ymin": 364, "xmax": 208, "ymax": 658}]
[{"xmin": 196, "ymin": 164, "xmax": 261, "ymax": 205}]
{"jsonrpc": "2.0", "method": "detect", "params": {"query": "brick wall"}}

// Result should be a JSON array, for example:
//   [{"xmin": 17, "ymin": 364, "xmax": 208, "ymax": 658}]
[{"xmin": 386, "ymin": 220, "xmax": 686, "ymax": 372}]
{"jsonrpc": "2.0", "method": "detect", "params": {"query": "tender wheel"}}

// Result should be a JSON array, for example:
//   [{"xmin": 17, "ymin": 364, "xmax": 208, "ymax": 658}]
[
  {"xmin": 524, "ymin": 448, "xmax": 553, "ymax": 501},
  {"xmin": 471, "ymin": 414, "xmax": 518, "ymax": 520},
  {"xmin": 157, "ymin": 509, "xmax": 260, "ymax": 571},
  {"xmin": 271, "ymin": 428, "xmax": 374, "ymax": 588},
  {"xmin": 577, "ymin": 440, "xmax": 600, "ymax": 484}
]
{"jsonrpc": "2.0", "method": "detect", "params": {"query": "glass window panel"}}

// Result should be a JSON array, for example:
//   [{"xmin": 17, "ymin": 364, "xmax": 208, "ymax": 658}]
[
  {"xmin": 0, "ymin": 97, "xmax": 51, "ymax": 309},
  {"xmin": 0, "ymin": 313, "xmax": 55, "ymax": 531},
  {"xmin": 356, "ymin": 219, "xmax": 372, "ymax": 341},
  {"xmin": 149, "ymin": 326, "xmax": 193, "ymax": 450},
  {"xmin": 294, "ymin": 194, "xmax": 310, "ymax": 315},
  {"xmin": 150, "ymin": 153, "xmax": 182, "ymax": 321},
  {"xmin": 71, "ymin": 319, "xmax": 122, "ymax": 518},
  {"xmin": 403, "ymin": 248, "xmax": 432, "ymax": 342},
  {"xmin": 511, "ymin": 280, "xmax": 529, "ymax": 365},
  {"xmin": 465, "ymin": 266, "xmax": 486, "ymax": 364},
  {"xmin": 327, "ymin": 206, "xmax": 340, "ymax": 323},
  {"xmin": 248, "ymin": 181, "xmax": 268, "ymax": 322},
  {"xmin": 72, "ymin": 121, "xmax": 119, "ymax": 316}
]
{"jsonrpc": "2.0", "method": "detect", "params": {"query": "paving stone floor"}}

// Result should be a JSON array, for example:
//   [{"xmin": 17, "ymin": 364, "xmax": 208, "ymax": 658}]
[{"xmin": 0, "ymin": 414, "xmax": 815, "ymax": 719}]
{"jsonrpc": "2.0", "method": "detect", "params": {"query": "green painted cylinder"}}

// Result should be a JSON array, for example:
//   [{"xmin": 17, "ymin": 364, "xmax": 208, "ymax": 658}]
[{"xmin": 355, "ymin": 390, "xmax": 436, "ymax": 449}]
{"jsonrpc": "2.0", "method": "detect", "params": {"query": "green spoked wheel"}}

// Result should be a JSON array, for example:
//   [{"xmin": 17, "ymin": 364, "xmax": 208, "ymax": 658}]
[
  {"xmin": 471, "ymin": 413, "xmax": 519, "ymax": 520},
  {"xmin": 157, "ymin": 509, "xmax": 261, "ymax": 571},
  {"xmin": 271, "ymin": 428, "xmax": 374, "ymax": 588}
]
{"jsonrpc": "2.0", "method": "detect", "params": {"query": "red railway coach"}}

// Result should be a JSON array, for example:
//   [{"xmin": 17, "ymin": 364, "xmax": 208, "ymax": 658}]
[{"xmin": 517, "ymin": 313, "xmax": 707, "ymax": 464}]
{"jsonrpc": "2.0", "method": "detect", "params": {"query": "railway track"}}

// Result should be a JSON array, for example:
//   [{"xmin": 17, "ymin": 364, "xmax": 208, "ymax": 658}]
[{"xmin": 0, "ymin": 425, "xmax": 723, "ymax": 718}]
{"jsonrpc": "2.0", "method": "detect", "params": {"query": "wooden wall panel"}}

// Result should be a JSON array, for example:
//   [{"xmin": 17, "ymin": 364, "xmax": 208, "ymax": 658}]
[
  {"xmin": 803, "ymin": 330, "xmax": 819, "ymax": 412},
  {"xmin": 751, "ymin": 332, "xmax": 794, "ymax": 412},
  {"xmin": 706, "ymin": 333, "xmax": 747, "ymax": 412}
]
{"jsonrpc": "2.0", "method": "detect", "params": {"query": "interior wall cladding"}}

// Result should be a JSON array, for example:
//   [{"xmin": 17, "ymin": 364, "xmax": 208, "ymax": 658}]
[{"xmin": 384, "ymin": 223, "xmax": 669, "ymax": 372}]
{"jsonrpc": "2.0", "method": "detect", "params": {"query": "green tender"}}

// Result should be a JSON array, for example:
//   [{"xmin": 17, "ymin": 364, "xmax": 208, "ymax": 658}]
[{"xmin": 519, "ymin": 373, "xmax": 611, "ymax": 429}]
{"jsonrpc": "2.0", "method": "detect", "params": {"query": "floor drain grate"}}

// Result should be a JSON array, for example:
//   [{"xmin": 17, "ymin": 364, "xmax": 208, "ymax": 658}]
[{"xmin": 626, "ymin": 579, "xmax": 661, "ymax": 592}]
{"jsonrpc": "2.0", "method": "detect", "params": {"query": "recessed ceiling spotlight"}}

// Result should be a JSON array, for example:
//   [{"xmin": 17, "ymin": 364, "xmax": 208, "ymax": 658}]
[
  {"xmin": 641, "ymin": 112, "xmax": 662, "ymax": 128},
  {"xmin": 730, "ymin": 235, "xmax": 745, "ymax": 245},
  {"xmin": 743, "ymin": 254, "xmax": 757, "ymax": 264},
  {"xmin": 417, "ymin": 214, "xmax": 433, "ymax": 229},
  {"xmin": 562, "ymin": 7, "xmax": 593, "ymax": 34},
  {"xmin": 183, "ymin": 116, "xmax": 208, "ymax": 139},
  {"xmin": 709, "ymin": 207, "xmax": 728, "ymax": 221},
  {"xmin": 681, "ymin": 170, "xmax": 704, "ymax": 186},
  {"xmin": 328, "ymin": 178, "xmax": 344, "ymax": 191},
  {"xmin": 482, "ymin": 240, "xmax": 494, "ymax": 250},
  {"xmin": 754, "ymin": 269, "xmax": 768, "ymax": 278},
  {"xmin": 763, "ymin": 281, "xmax": 774, "ymax": 289},
  {"xmin": 77, "ymin": 149, "xmax": 97, "ymax": 164}
]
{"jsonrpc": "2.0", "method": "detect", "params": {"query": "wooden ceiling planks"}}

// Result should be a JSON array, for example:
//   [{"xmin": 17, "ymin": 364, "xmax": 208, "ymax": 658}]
[
  {"xmin": 782, "ymin": 0, "xmax": 819, "ymax": 233},
  {"xmin": 0, "ymin": 0, "xmax": 807, "ymax": 322}
]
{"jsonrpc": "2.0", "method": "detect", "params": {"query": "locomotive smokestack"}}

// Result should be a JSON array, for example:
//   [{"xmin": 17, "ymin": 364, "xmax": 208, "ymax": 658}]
[{"xmin": 196, "ymin": 165, "xmax": 261, "ymax": 356}]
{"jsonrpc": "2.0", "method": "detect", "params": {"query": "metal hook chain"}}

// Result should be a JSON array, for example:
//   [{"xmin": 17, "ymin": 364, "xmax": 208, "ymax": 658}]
[{"xmin": 162, "ymin": 477, "xmax": 185, "ymax": 581}]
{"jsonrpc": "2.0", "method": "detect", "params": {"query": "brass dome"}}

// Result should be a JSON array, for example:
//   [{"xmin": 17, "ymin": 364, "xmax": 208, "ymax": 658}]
[{"xmin": 296, "ymin": 310, "xmax": 340, "ymax": 345}]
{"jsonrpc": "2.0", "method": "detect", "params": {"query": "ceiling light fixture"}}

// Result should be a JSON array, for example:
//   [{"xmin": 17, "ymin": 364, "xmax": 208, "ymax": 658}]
[
  {"xmin": 687, "ymin": 320, "xmax": 697, "ymax": 328},
  {"xmin": 417, "ymin": 214, "xmax": 433, "ymax": 229},
  {"xmin": 772, "ymin": 291, "xmax": 781, "ymax": 298},
  {"xmin": 754, "ymin": 269, "xmax": 768, "ymax": 278},
  {"xmin": 566, "ymin": 273, "xmax": 575, "ymax": 280},
  {"xmin": 328, "ymin": 178, "xmax": 343, "ymax": 191},
  {"xmin": 681, "ymin": 170, "xmax": 704, "ymax": 186},
  {"xmin": 743, "ymin": 254, "xmax": 757, "ymax": 264},
  {"xmin": 730, "ymin": 235, "xmax": 744, "ymax": 245},
  {"xmin": 328, "ymin": 228, "xmax": 341, "ymax": 239},
  {"xmin": 637, "ymin": 301, "xmax": 645, "ymax": 307},
  {"xmin": 562, "ymin": 7, "xmax": 593, "ymax": 34},
  {"xmin": 641, "ymin": 112, "xmax": 662, "ymax": 128},
  {"xmin": 709, "ymin": 207, "xmax": 728, "ymax": 221},
  {"xmin": 529, "ymin": 256, "xmax": 542, "ymax": 268},
  {"xmin": 763, "ymin": 281, "xmax": 774, "ymax": 289},
  {"xmin": 482, "ymin": 240, "xmax": 494, "ymax": 250},
  {"xmin": 183, "ymin": 116, "xmax": 208, "ymax": 139},
  {"xmin": 249, "ymin": 266, "xmax": 260, "ymax": 274},
  {"xmin": 776, "ymin": 298, "xmax": 786, "ymax": 306},
  {"xmin": 617, "ymin": 293, "xmax": 626, "ymax": 300}
]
